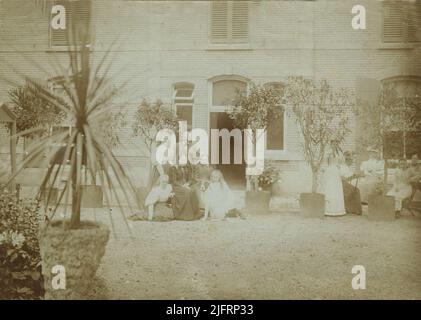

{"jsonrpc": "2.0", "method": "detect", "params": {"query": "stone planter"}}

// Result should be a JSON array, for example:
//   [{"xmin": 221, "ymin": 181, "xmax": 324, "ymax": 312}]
[
  {"xmin": 368, "ymin": 194, "xmax": 395, "ymax": 221},
  {"xmin": 299, "ymin": 192, "xmax": 325, "ymax": 218},
  {"xmin": 39, "ymin": 221, "xmax": 110, "ymax": 300},
  {"xmin": 245, "ymin": 190, "xmax": 271, "ymax": 215},
  {"xmin": 271, "ymin": 180, "xmax": 283, "ymax": 196}
]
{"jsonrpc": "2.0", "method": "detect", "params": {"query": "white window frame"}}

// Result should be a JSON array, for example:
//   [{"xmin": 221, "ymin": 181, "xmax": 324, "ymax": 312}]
[{"xmin": 172, "ymin": 83, "xmax": 195, "ymax": 126}]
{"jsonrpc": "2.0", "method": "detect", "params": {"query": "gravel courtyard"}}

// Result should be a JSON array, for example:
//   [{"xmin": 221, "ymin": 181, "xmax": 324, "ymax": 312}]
[{"xmin": 91, "ymin": 211, "xmax": 421, "ymax": 300}]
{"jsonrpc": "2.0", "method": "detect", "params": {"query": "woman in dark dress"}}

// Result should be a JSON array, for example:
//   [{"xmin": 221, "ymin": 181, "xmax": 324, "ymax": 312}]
[{"xmin": 169, "ymin": 166, "xmax": 201, "ymax": 220}]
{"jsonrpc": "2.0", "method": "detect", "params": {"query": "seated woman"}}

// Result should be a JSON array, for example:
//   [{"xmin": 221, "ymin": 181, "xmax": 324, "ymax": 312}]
[
  {"xmin": 387, "ymin": 159, "xmax": 412, "ymax": 213},
  {"xmin": 359, "ymin": 149, "xmax": 384, "ymax": 204},
  {"xmin": 340, "ymin": 152, "xmax": 362, "ymax": 215},
  {"xmin": 170, "ymin": 167, "xmax": 201, "ymax": 221},
  {"xmin": 203, "ymin": 169, "xmax": 236, "ymax": 221},
  {"xmin": 145, "ymin": 174, "xmax": 173, "ymax": 221}
]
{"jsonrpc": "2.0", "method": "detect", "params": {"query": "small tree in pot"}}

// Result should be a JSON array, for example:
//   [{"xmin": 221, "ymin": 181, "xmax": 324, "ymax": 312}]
[
  {"xmin": 284, "ymin": 76, "xmax": 352, "ymax": 218},
  {"xmin": 229, "ymin": 83, "xmax": 284, "ymax": 214},
  {"xmin": 8, "ymin": 81, "xmax": 66, "ymax": 168},
  {"xmin": 358, "ymin": 81, "xmax": 421, "ymax": 220}
]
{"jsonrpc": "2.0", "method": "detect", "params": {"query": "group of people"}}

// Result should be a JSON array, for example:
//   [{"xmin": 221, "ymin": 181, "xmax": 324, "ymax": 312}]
[
  {"xmin": 322, "ymin": 150, "xmax": 421, "ymax": 216},
  {"xmin": 143, "ymin": 163, "xmax": 243, "ymax": 221}
]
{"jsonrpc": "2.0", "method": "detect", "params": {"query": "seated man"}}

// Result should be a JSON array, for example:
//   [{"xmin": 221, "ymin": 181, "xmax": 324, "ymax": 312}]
[{"xmin": 145, "ymin": 174, "xmax": 173, "ymax": 221}]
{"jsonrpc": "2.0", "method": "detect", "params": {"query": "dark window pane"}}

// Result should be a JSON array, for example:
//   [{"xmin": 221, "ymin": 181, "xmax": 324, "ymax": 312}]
[{"xmin": 267, "ymin": 113, "xmax": 284, "ymax": 150}]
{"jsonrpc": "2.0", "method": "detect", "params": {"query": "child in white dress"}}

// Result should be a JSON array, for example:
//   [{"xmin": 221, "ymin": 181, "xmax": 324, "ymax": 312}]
[
  {"xmin": 203, "ymin": 170, "xmax": 234, "ymax": 220},
  {"xmin": 145, "ymin": 175, "xmax": 173, "ymax": 220}
]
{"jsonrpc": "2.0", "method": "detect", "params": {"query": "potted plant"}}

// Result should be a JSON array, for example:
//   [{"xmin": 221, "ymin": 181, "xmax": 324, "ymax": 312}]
[
  {"xmin": 8, "ymin": 82, "xmax": 66, "ymax": 169},
  {"xmin": 358, "ymin": 81, "xmax": 420, "ymax": 220},
  {"xmin": 5, "ymin": 24, "xmax": 137, "ymax": 299},
  {"xmin": 285, "ymin": 76, "xmax": 352, "ymax": 218},
  {"xmin": 258, "ymin": 166, "xmax": 282, "ymax": 196},
  {"xmin": 229, "ymin": 83, "xmax": 284, "ymax": 215}
]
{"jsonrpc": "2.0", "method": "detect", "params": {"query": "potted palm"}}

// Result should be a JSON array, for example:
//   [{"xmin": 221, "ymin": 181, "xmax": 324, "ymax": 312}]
[
  {"xmin": 285, "ymin": 76, "xmax": 352, "ymax": 218},
  {"xmin": 5, "ymin": 21, "xmax": 137, "ymax": 299},
  {"xmin": 229, "ymin": 83, "xmax": 284, "ymax": 215}
]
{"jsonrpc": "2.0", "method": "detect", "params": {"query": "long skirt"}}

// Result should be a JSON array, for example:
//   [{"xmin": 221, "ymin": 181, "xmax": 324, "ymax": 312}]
[
  {"xmin": 342, "ymin": 180, "xmax": 362, "ymax": 215},
  {"xmin": 359, "ymin": 176, "xmax": 382, "ymax": 203},
  {"xmin": 171, "ymin": 184, "xmax": 201, "ymax": 220}
]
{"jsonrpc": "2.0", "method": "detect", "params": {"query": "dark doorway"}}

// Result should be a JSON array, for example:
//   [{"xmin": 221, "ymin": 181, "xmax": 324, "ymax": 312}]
[{"xmin": 209, "ymin": 112, "xmax": 246, "ymax": 189}]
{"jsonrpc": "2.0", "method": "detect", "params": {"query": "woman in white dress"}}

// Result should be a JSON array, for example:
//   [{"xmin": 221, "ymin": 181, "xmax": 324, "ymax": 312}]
[
  {"xmin": 203, "ymin": 169, "xmax": 234, "ymax": 220},
  {"xmin": 322, "ymin": 154, "xmax": 346, "ymax": 216}
]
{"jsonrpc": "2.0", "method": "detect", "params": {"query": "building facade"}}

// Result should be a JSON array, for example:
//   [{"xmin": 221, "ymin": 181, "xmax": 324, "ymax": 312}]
[{"xmin": 0, "ymin": 0, "xmax": 420, "ymax": 197}]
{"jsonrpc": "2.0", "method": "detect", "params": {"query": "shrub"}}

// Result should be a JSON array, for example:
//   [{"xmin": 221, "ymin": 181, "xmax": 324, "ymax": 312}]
[{"xmin": 0, "ymin": 189, "xmax": 44, "ymax": 299}]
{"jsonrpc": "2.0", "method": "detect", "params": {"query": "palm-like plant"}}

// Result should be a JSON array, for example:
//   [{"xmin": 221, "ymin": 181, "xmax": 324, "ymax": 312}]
[{"xmin": 5, "ymin": 20, "xmax": 137, "ymax": 231}]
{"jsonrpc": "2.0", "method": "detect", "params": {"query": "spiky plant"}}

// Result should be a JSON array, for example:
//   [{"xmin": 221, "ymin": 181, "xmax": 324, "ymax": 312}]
[{"xmin": 5, "ymin": 10, "xmax": 137, "ymax": 231}]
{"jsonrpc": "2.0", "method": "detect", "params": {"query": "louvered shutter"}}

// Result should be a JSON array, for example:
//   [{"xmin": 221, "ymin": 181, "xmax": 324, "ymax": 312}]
[
  {"xmin": 232, "ymin": 1, "xmax": 249, "ymax": 43},
  {"xmin": 50, "ymin": 0, "xmax": 91, "ymax": 47},
  {"xmin": 211, "ymin": 1, "xmax": 229, "ymax": 43},
  {"xmin": 408, "ymin": 3, "xmax": 421, "ymax": 42},
  {"xmin": 50, "ymin": 0, "xmax": 68, "ymax": 46},
  {"xmin": 383, "ymin": 2, "xmax": 421, "ymax": 43}
]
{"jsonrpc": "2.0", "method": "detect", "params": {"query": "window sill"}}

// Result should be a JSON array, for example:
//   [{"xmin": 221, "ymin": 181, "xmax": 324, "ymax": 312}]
[
  {"xmin": 206, "ymin": 43, "xmax": 252, "ymax": 51},
  {"xmin": 265, "ymin": 150, "xmax": 303, "ymax": 161},
  {"xmin": 46, "ymin": 45, "xmax": 92, "ymax": 52},
  {"xmin": 377, "ymin": 42, "xmax": 420, "ymax": 50}
]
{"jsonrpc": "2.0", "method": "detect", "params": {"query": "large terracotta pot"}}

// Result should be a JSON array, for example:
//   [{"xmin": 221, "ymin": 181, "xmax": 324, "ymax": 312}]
[
  {"xmin": 245, "ymin": 190, "xmax": 271, "ymax": 215},
  {"xmin": 299, "ymin": 192, "xmax": 325, "ymax": 218},
  {"xmin": 368, "ymin": 194, "xmax": 395, "ymax": 221},
  {"xmin": 39, "ymin": 221, "xmax": 110, "ymax": 300}
]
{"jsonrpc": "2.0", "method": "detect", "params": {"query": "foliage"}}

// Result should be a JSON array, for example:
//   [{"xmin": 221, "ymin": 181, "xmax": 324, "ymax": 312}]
[
  {"xmin": 93, "ymin": 110, "xmax": 127, "ymax": 149},
  {"xmin": 0, "ymin": 189, "xmax": 44, "ymax": 299},
  {"xmin": 257, "ymin": 166, "xmax": 281, "ymax": 191},
  {"xmin": 5, "ymin": 26, "xmax": 138, "ymax": 230},
  {"xmin": 229, "ymin": 83, "xmax": 284, "ymax": 190},
  {"xmin": 8, "ymin": 81, "xmax": 66, "ymax": 140},
  {"xmin": 132, "ymin": 99, "xmax": 179, "ymax": 152},
  {"xmin": 285, "ymin": 76, "xmax": 352, "ymax": 193},
  {"xmin": 229, "ymin": 83, "xmax": 284, "ymax": 131}
]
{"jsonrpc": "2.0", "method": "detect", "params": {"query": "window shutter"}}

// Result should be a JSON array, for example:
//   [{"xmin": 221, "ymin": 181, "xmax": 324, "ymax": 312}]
[
  {"xmin": 50, "ymin": 0, "xmax": 91, "ymax": 47},
  {"xmin": 383, "ymin": 2, "xmax": 406, "ymax": 43},
  {"xmin": 51, "ymin": 0, "xmax": 68, "ymax": 46},
  {"xmin": 232, "ymin": 0, "xmax": 249, "ymax": 43},
  {"xmin": 211, "ymin": 1, "xmax": 229, "ymax": 43},
  {"xmin": 408, "ymin": 3, "xmax": 421, "ymax": 42},
  {"xmin": 383, "ymin": 2, "xmax": 421, "ymax": 43}
]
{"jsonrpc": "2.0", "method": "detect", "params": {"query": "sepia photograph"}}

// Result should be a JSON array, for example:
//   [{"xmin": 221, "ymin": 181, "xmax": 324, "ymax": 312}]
[{"xmin": 0, "ymin": 0, "xmax": 420, "ymax": 306}]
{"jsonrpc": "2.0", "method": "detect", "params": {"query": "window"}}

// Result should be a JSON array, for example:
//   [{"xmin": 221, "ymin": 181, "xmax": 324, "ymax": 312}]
[
  {"xmin": 382, "ymin": 78, "xmax": 421, "ymax": 159},
  {"xmin": 212, "ymin": 79, "xmax": 247, "ymax": 107},
  {"xmin": 50, "ymin": 0, "xmax": 91, "ymax": 47},
  {"xmin": 173, "ymin": 83, "xmax": 194, "ymax": 126},
  {"xmin": 211, "ymin": 0, "xmax": 249, "ymax": 44},
  {"xmin": 264, "ymin": 82, "xmax": 285, "ymax": 151},
  {"xmin": 383, "ymin": 1, "xmax": 421, "ymax": 43}
]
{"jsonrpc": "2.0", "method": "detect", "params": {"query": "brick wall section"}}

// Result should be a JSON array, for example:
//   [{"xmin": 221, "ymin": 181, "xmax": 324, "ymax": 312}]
[{"xmin": 1, "ymin": 0, "xmax": 420, "ymax": 191}]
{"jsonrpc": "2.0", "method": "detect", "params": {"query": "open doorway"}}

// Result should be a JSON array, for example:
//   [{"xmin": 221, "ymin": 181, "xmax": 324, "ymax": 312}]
[{"xmin": 209, "ymin": 112, "xmax": 246, "ymax": 189}]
